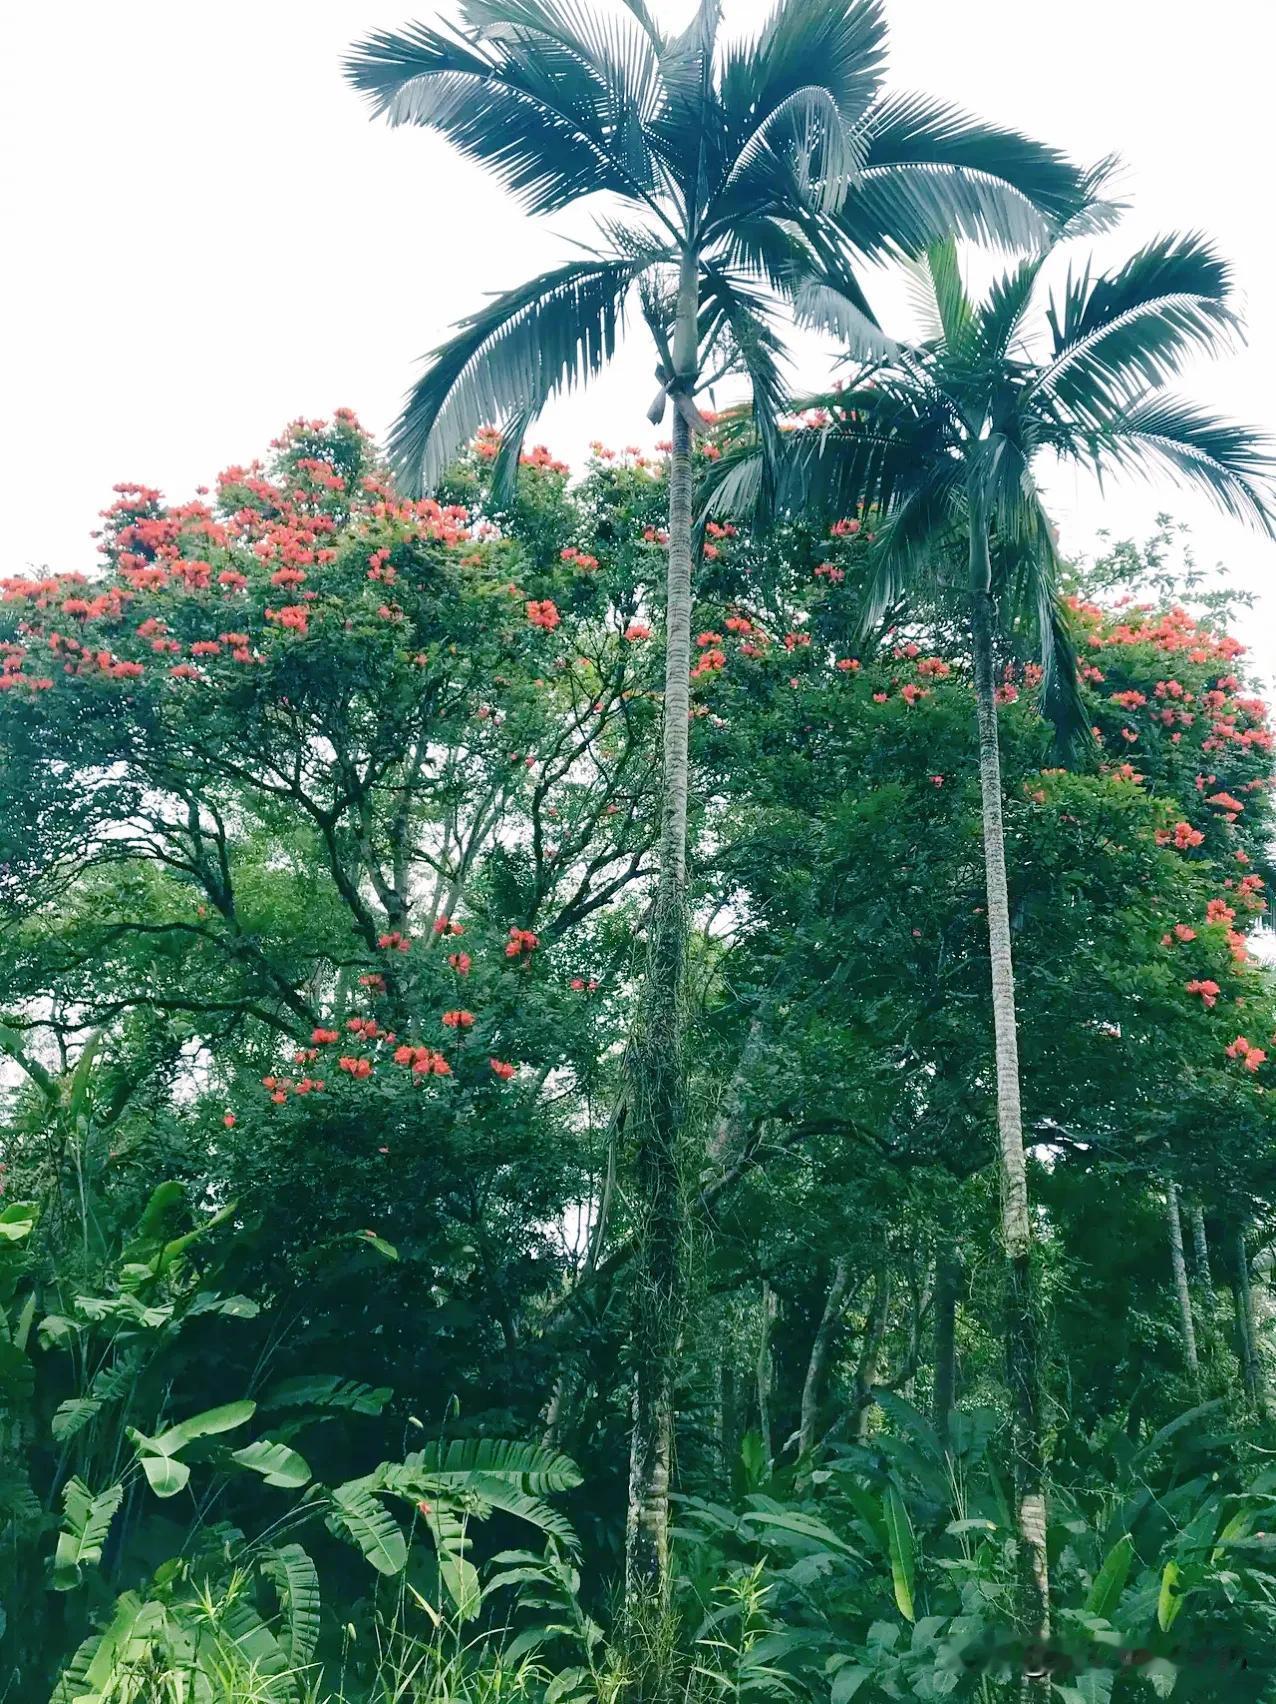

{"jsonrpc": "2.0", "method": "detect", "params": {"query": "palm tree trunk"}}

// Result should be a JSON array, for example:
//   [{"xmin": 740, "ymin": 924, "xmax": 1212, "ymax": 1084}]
[
  {"xmin": 1192, "ymin": 1205, "xmax": 1212, "ymax": 1288},
  {"xmin": 756, "ymin": 1280, "xmax": 778, "ymax": 1468},
  {"xmin": 1232, "ymin": 1223, "xmax": 1267, "ymax": 1417},
  {"xmin": 932, "ymin": 1244, "xmax": 961, "ymax": 1442},
  {"xmin": 852, "ymin": 1262, "xmax": 893, "ymax": 1440},
  {"xmin": 798, "ymin": 1258, "xmax": 852, "ymax": 1463},
  {"xmin": 969, "ymin": 534, "xmax": 1049, "ymax": 1646},
  {"xmin": 1166, "ymin": 1181, "xmax": 1200, "ymax": 1384},
  {"xmin": 624, "ymin": 251, "xmax": 698, "ymax": 1612}
]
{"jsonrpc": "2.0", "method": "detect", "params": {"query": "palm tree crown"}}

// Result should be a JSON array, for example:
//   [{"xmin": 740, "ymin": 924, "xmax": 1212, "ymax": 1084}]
[
  {"xmin": 345, "ymin": 0, "xmax": 1094, "ymax": 496},
  {"xmin": 713, "ymin": 229, "xmax": 1274, "ymax": 731}
]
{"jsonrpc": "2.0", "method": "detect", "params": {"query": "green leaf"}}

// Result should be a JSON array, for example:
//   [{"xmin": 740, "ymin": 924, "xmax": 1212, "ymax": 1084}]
[
  {"xmin": 140, "ymin": 1455, "xmax": 191, "ymax": 1498},
  {"xmin": 261, "ymin": 1543, "xmax": 321, "ymax": 1665},
  {"xmin": 0, "ymin": 1340, "xmax": 33, "ymax": 1410},
  {"xmin": 230, "ymin": 1439, "xmax": 312, "ymax": 1488},
  {"xmin": 831, "ymin": 1663, "xmax": 871, "ymax": 1703},
  {"xmin": 1157, "ymin": 1559, "xmax": 1185, "ymax": 1631},
  {"xmin": 53, "ymin": 1478, "xmax": 124, "ymax": 1588},
  {"xmin": 134, "ymin": 1180, "xmax": 186, "ymax": 1243},
  {"xmin": 261, "ymin": 1374, "xmax": 392, "ymax": 1415},
  {"xmin": 1084, "ymin": 1533, "xmax": 1134, "ymax": 1619},
  {"xmin": 330, "ymin": 1480, "xmax": 408, "ymax": 1575},
  {"xmin": 351, "ymin": 1229, "xmax": 399, "ymax": 1260},
  {"xmin": 404, "ymin": 1436, "xmax": 582, "ymax": 1492},
  {"xmin": 52, "ymin": 1397, "xmax": 102, "ymax": 1441},
  {"xmin": 0, "ymin": 1203, "xmax": 37, "ymax": 1243},
  {"xmin": 883, "ymin": 1486, "xmax": 916, "ymax": 1622},
  {"xmin": 439, "ymin": 1549, "xmax": 483, "ymax": 1620},
  {"xmin": 152, "ymin": 1400, "xmax": 256, "ymax": 1455}
]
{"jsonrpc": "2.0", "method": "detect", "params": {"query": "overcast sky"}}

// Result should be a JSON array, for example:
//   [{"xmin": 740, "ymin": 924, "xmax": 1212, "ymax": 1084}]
[{"xmin": 4, "ymin": 1, "xmax": 1274, "ymax": 675}]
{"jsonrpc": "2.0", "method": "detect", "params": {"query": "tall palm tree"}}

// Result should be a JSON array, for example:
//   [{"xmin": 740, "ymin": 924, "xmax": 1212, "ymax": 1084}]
[
  {"xmin": 709, "ymin": 229, "xmax": 1274, "ymax": 1640},
  {"xmin": 345, "ymin": 0, "xmax": 1093, "ymax": 1611}
]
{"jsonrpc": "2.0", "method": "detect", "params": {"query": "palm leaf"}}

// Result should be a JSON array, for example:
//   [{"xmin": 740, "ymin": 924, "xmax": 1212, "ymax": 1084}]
[
  {"xmin": 261, "ymin": 1543, "xmax": 321, "ymax": 1666},
  {"xmin": 388, "ymin": 258, "xmax": 642, "ymax": 494},
  {"xmin": 1038, "ymin": 233, "xmax": 1241, "ymax": 421},
  {"xmin": 53, "ymin": 1478, "xmax": 123, "ymax": 1589},
  {"xmin": 329, "ymin": 1480, "xmax": 409, "ymax": 1575},
  {"xmin": 345, "ymin": 18, "xmax": 651, "ymax": 213},
  {"xmin": 843, "ymin": 92, "xmax": 1090, "ymax": 258},
  {"xmin": 404, "ymin": 1436, "xmax": 583, "ymax": 1492},
  {"xmin": 1079, "ymin": 395, "xmax": 1275, "ymax": 534}
]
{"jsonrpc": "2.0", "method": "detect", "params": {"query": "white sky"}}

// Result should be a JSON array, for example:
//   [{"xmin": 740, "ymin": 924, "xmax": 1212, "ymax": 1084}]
[{"xmin": 3, "ymin": 1, "xmax": 1274, "ymax": 676}]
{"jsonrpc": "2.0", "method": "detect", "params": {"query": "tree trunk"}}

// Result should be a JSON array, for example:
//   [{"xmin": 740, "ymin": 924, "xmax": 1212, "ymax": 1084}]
[
  {"xmin": 969, "ymin": 535, "xmax": 1049, "ymax": 1649},
  {"xmin": 932, "ymin": 1245, "xmax": 961, "ymax": 1442},
  {"xmin": 756, "ymin": 1280, "xmax": 778, "ymax": 1468},
  {"xmin": 1191, "ymin": 1205, "xmax": 1212, "ymax": 1288},
  {"xmin": 1166, "ymin": 1181, "xmax": 1200, "ymax": 1384},
  {"xmin": 852, "ymin": 1262, "xmax": 893, "ymax": 1440},
  {"xmin": 1232, "ymin": 1223, "xmax": 1266, "ymax": 1417},
  {"xmin": 798, "ymin": 1258, "xmax": 852, "ymax": 1462},
  {"xmin": 624, "ymin": 249, "xmax": 698, "ymax": 1616}
]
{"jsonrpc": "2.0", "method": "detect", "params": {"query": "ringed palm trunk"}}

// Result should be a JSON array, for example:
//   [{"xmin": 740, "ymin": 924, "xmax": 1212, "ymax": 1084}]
[
  {"xmin": 1166, "ymin": 1179, "xmax": 1200, "ymax": 1385},
  {"xmin": 624, "ymin": 252, "xmax": 698, "ymax": 1612},
  {"xmin": 932, "ymin": 1242, "xmax": 961, "ymax": 1442},
  {"xmin": 968, "ymin": 514, "xmax": 1049, "ymax": 1649}
]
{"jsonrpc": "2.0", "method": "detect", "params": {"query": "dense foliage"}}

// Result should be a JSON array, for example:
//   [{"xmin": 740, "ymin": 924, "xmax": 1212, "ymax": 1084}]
[{"xmin": 4, "ymin": 415, "xmax": 1276, "ymax": 1700}]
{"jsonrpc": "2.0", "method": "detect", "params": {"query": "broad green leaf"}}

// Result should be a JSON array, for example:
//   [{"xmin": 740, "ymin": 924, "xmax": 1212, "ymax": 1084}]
[
  {"xmin": 1157, "ymin": 1559, "xmax": 1185, "ymax": 1631},
  {"xmin": 1085, "ymin": 1533, "xmax": 1134, "ymax": 1618},
  {"xmin": 883, "ymin": 1486, "xmax": 916, "ymax": 1622},
  {"xmin": 52, "ymin": 1397, "xmax": 102, "ymax": 1441},
  {"xmin": 261, "ymin": 1373, "xmax": 392, "ymax": 1415},
  {"xmin": 0, "ymin": 1203, "xmax": 37, "ymax": 1243},
  {"xmin": 351, "ymin": 1229, "xmax": 399, "ymax": 1260},
  {"xmin": 53, "ymin": 1478, "xmax": 124, "ymax": 1588},
  {"xmin": 140, "ymin": 1455, "xmax": 191, "ymax": 1498},
  {"xmin": 330, "ymin": 1480, "xmax": 408, "ymax": 1575},
  {"xmin": 831, "ymin": 1663, "xmax": 871, "ymax": 1702},
  {"xmin": 231, "ymin": 1439, "xmax": 312, "ymax": 1488},
  {"xmin": 261, "ymin": 1543, "xmax": 321, "ymax": 1665},
  {"xmin": 152, "ymin": 1400, "xmax": 256, "ymax": 1455},
  {"xmin": 404, "ymin": 1436, "xmax": 582, "ymax": 1492},
  {"xmin": 439, "ymin": 1549, "xmax": 482, "ymax": 1620}
]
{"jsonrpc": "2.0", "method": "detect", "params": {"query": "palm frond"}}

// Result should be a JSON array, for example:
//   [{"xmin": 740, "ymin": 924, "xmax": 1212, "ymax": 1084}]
[
  {"xmin": 1037, "ymin": 233, "xmax": 1241, "ymax": 421},
  {"xmin": 968, "ymin": 256, "xmax": 1046, "ymax": 370},
  {"xmin": 388, "ymin": 258, "xmax": 642, "ymax": 494},
  {"xmin": 792, "ymin": 277, "xmax": 900, "ymax": 362},
  {"xmin": 647, "ymin": 0, "xmax": 725, "ymax": 206},
  {"xmin": 925, "ymin": 239, "xmax": 976, "ymax": 357},
  {"xmin": 859, "ymin": 462, "xmax": 963, "ymax": 631},
  {"xmin": 714, "ymin": 0, "xmax": 886, "ymax": 215},
  {"xmin": 993, "ymin": 503, "xmax": 1094, "ymax": 754},
  {"xmin": 839, "ymin": 92, "xmax": 1091, "ymax": 259},
  {"xmin": 344, "ymin": 19, "xmax": 652, "ymax": 213},
  {"xmin": 458, "ymin": 0, "xmax": 664, "ymax": 182},
  {"xmin": 1075, "ymin": 395, "xmax": 1276, "ymax": 535},
  {"xmin": 698, "ymin": 267, "xmax": 790, "ymax": 504}
]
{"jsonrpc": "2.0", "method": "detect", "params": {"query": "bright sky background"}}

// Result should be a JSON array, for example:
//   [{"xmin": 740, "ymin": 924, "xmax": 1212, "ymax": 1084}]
[{"xmin": 3, "ymin": 1, "xmax": 1275, "ymax": 677}]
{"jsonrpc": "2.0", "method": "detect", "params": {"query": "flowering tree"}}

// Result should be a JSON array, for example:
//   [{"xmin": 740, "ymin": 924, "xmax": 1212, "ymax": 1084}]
[{"xmin": 344, "ymin": 0, "xmax": 1094, "ymax": 1611}]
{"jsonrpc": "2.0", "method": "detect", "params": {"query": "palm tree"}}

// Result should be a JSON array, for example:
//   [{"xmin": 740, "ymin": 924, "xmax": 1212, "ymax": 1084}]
[
  {"xmin": 709, "ymin": 229, "xmax": 1274, "ymax": 1640},
  {"xmin": 345, "ymin": 0, "xmax": 1094, "ymax": 1612}
]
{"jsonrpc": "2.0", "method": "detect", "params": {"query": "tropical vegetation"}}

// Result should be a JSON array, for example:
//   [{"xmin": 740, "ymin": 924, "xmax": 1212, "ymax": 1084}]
[{"xmin": 4, "ymin": 2, "xmax": 1276, "ymax": 1701}]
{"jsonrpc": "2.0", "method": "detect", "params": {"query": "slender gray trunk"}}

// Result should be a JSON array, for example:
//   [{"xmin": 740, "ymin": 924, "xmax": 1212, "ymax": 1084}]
[
  {"xmin": 969, "ymin": 520, "xmax": 1048, "ymax": 1647},
  {"xmin": 1191, "ymin": 1205, "xmax": 1212, "ymax": 1288},
  {"xmin": 798, "ymin": 1258, "xmax": 852, "ymax": 1462},
  {"xmin": 932, "ymin": 1245, "xmax": 961, "ymax": 1442},
  {"xmin": 624, "ymin": 249, "xmax": 698, "ymax": 1613},
  {"xmin": 1232, "ymin": 1224, "xmax": 1266, "ymax": 1417},
  {"xmin": 756, "ymin": 1281, "xmax": 778, "ymax": 1468},
  {"xmin": 852, "ymin": 1263, "xmax": 893, "ymax": 1440},
  {"xmin": 1166, "ymin": 1181, "xmax": 1200, "ymax": 1383}
]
